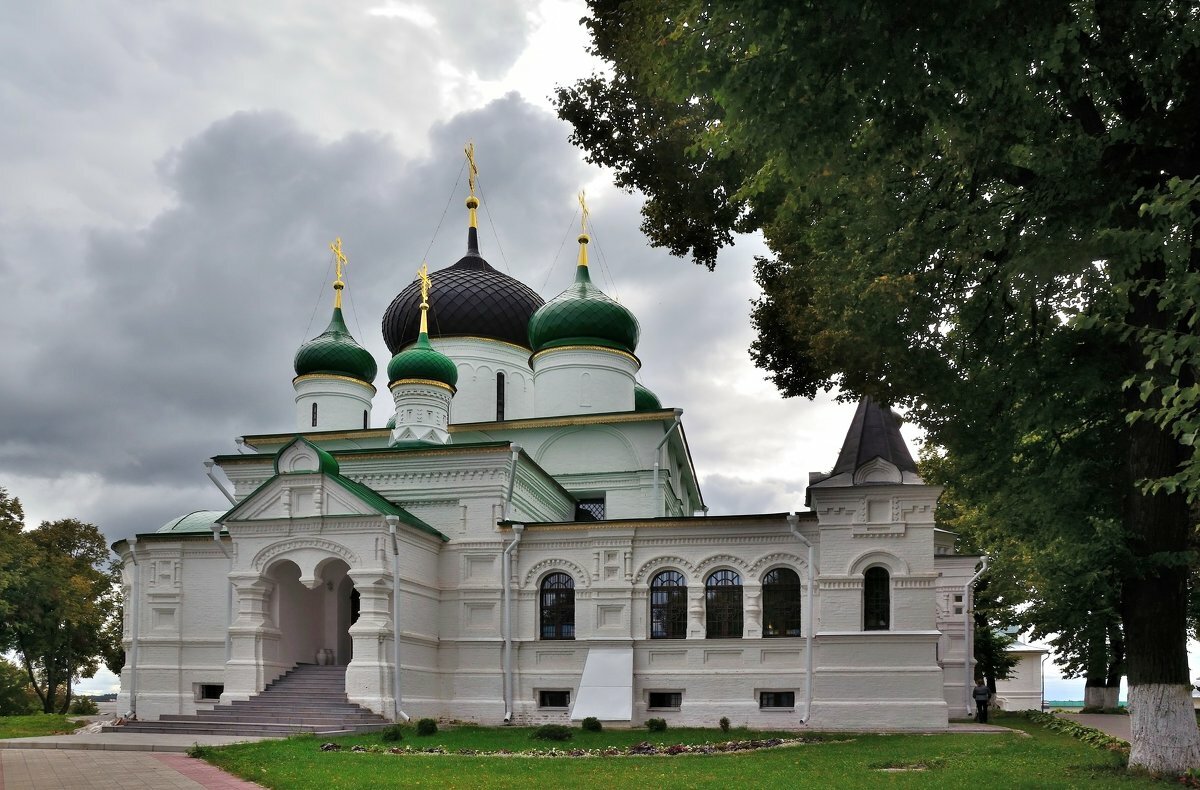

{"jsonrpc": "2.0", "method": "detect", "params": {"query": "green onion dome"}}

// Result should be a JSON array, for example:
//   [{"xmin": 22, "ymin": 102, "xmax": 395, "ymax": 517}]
[
  {"xmin": 634, "ymin": 382, "xmax": 662, "ymax": 411},
  {"xmin": 294, "ymin": 308, "xmax": 378, "ymax": 383},
  {"xmin": 387, "ymin": 331, "xmax": 459, "ymax": 389},
  {"xmin": 385, "ymin": 413, "xmax": 396, "ymax": 429},
  {"xmin": 528, "ymin": 244, "xmax": 640, "ymax": 354}
]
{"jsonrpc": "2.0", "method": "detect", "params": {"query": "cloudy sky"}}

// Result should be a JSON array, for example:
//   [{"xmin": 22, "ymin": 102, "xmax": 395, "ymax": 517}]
[{"xmin": 1, "ymin": 0, "xmax": 1114, "ymax": 698}]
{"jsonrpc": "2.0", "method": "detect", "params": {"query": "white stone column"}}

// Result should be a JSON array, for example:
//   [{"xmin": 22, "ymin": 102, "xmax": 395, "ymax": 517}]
[
  {"xmin": 687, "ymin": 587, "xmax": 705, "ymax": 639},
  {"xmin": 744, "ymin": 584, "xmax": 762, "ymax": 638},
  {"xmin": 223, "ymin": 574, "xmax": 280, "ymax": 702},
  {"xmin": 345, "ymin": 570, "xmax": 396, "ymax": 719}
]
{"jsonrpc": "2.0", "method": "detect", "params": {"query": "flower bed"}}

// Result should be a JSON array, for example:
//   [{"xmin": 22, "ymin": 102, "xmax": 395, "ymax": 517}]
[{"xmin": 320, "ymin": 736, "xmax": 826, "ymax": 758}]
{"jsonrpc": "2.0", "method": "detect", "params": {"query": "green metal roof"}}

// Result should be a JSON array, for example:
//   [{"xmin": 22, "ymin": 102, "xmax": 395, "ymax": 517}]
[
  {"xmin": 633, "ymin": 383, "xmax": 662, "ymax": 411},
  {"xmin": 294, "ymin": 307, "xmax": 378, "ymax": 383},
  {"xmin": 156, "ymin": 510, "xmax": 226, "ymax": 534},
  {"xmin": 527, "ymin": 264, "xmax": 639, "ymax": 354},
  {"xmin": 387, "ymin": 331, "xmax": 458, "ymax": 388}
]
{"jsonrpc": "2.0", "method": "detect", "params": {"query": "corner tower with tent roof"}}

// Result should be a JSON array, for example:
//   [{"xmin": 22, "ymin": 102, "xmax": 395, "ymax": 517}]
[{"xmin": 111, "ymin": 146, "xmax": 988, "ymax": 737}]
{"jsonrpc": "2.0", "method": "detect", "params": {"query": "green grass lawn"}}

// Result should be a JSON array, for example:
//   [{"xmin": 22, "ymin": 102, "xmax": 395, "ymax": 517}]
[
  {"xmin": 196, "ymin": 714, "xmax": 1159, "ymax": 789},
  {"xmin": 0, "ymin": 714, "xmax": 83, "ymax": 739}
]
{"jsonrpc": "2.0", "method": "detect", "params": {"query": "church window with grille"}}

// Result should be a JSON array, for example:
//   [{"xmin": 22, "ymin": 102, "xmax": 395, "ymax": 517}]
[
  {"xmin": 540, "ymin": 572, "xmax": 575, "ymax": 640},
  {"xmin": 496, "ymin": 372, "xmax": 505, "ymax": 421},
  {"xmin": 311, "ymin": 403, "xmax": 318, "ymax": 427},
  {"xmin": 574, "ymin": 497, "xmax": 605, "ymax": 521},
  {"xmin": 705, "ymin": 569, "xmax": 743, "ymax": 638},
  {"xmin": 650, "ymin": 570, "xmax": 687, "ymax": 639},
  {"xmin": 762, "ymin": 567, "xmax": 803, "ymax": 638},
  {"xmin": 863, "ymin": 566, "xmax": 890, "ymax": 630}
]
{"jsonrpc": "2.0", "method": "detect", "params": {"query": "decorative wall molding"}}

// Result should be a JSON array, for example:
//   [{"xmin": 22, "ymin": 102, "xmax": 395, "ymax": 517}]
[
  {"xmin": 632, "ymin": 555, "xmax": 695, "ymax": 584},
  {"xmin": 251, "ymin": 537, "xmax": 360, "ymax": 572},
  {"xmin": 522, "ymin": 558, "xmax": 592, "ymax": 589}
]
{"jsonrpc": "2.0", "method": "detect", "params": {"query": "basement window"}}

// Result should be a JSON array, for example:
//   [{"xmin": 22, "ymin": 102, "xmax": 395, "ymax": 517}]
[
  {"xmin": 195, "ymin": 684, "xmax": 224, "ymax": 702},
  {"xmin": 759, "ymin": 691, "xmax": 795, "ymax": 709},
  {"xmin": 647, "ymin": 691, "xmax": 682, "ymax": 710},
  {"xmin": 538, "ymin": 690, "xmax": 571, "ymax": 709}
]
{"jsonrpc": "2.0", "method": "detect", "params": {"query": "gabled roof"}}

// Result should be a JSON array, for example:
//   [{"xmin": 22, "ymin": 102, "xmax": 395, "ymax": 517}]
[
  {"xmin": 220, "ymin": 437, "xmax": 447, "ymax": 541},
  {"xmin": 830, "ymin": 397, "xmax": 918, "ymax": 478}
]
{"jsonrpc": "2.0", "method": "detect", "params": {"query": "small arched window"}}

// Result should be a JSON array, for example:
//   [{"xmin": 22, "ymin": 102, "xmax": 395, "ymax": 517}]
[
  {"xmin": 540, "ymin": 572, "xmax": 575, "ymax": 640},
  {"xmin": 762, "ymin": 567, "xmax": 803, "ymax": 638},
  {"xmin": 496, "ymin": 372, "xmax": 506, "ymax": 421},
  {"xmin": 863, "ymin": 566, "xmax": 891, "ymax": 631},
  {"xmin": 705, "ymin": 570, "xmax": 743, "ymax": 638},
  {"xmin": 363, "ymin": 410, "xmax": 368, "ymax": 429},
  {"xmin": 311, "ymin": 402, "xmax": 318, "ymax": 427},
  {"xmin": 650, "ymin": 570, "xmax": 687, "ymax": 639}
]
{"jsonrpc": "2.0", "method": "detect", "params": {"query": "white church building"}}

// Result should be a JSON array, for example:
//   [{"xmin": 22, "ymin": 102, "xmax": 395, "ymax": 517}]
[{"xmin": 113, "ymin": 179, "xmax": 986, "ymax": 732}]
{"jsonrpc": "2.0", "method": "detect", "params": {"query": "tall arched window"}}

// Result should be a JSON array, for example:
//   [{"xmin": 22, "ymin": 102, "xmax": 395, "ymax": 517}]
[
  {"xmin": 863, "ymin": 566, "xmax": 891, "ymax": 631},
  {"xmin": 311, "ymin": 402, "xmax": 318, "ymax": 427},
  {"xmin": 762, "ymin": 567, "xmax": 803, "ymax": 638},
  {"xmin": 705, "ymin": 570, "xmax": 743, "ymax": 638},
  {"xmin": 496, "ymin": 372, "xmax": 506, "ymax": 421},
  {"xmin": 650, "ymin": 570, "xmax": 687, "ymax": 639},
  {"xmin": 363, "ymin": 410, "xmax": 368, "ymax": 429},
  {"xmin": 540, "ymin": 572, "xmax": 575, "ymax": 639}
]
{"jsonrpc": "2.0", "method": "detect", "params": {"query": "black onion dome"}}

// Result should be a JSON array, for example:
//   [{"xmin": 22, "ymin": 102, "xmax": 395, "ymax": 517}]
[{"xmin": 382, "ymin": 228, "xmax": 544, "ymax": 353}]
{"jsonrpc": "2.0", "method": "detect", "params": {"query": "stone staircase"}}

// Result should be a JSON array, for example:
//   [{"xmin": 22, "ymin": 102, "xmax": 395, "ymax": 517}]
[{"xmin": 105, "ymin": 664, "xmax": 391, "ymax": 736}]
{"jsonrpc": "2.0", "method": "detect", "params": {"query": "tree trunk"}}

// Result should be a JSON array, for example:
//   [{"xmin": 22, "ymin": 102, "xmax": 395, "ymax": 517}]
[
  {"xmin": 1083, "ymin": 682, "xmax": 1119, "ymax": 710},
  {"xmin": 1121, "ymin": 370, "xmax": 1200, "ymax": 769}
]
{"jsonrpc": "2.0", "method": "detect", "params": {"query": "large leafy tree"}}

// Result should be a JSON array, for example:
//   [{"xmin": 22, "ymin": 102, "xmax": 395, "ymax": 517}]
[
  {"xmin": 557, "ymin": 0, "xmax": 1200, "ymax": 771},
  {"xmin": 0, "ymin": 489, "xmax": 120, "ymax": 714}
]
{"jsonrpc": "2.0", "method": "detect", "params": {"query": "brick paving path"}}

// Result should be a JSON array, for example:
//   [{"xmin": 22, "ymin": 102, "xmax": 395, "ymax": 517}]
[{"xmin": 0, "ymin": 749, "xmax": 262, "ymax": 789}]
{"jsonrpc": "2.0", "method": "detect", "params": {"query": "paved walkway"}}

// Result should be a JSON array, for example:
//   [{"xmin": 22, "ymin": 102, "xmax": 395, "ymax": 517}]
[
  {"xmin": 0, "ymin": 724, "xmax": 269, "ymax": 789},
  {"xmin": 0, "ymin": 749, "xmax": 263, "ymax": 789},
  {"xmin": 1062, "ymin": 713, "xmax": 1131, "ymax": 741}
]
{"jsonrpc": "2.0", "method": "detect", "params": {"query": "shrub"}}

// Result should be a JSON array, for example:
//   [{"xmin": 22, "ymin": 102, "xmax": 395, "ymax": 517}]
[
  {"xmin": 582, "ymin": 717, "xmax": 602, "ymax": 732},
  {"xmin": 531, "ymin": 724, "xmax": 574, "ymax": 741},
  {"xmin": 646, "ymin": 717, "xmax": 667, "ymax": 732},
  {"xmin": 380, "ymin": 723, "xmax": 405, "ymax": 742},
  {"xmin": 68, "ymin": 696, "xmax": 99, "ymax": 715},
  {"xmin": 416, "ymin": 718, "xmax": 438, "ymax": 736},
  {"xmin": 719, "ymin": 716, "xmax": 730, "ymax": 733}
]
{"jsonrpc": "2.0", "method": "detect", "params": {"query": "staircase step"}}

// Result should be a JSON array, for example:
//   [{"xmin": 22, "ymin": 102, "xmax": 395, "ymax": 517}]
[{"xmin": 109, "ymin": 664, "xmax": 388, "ymax": 737}]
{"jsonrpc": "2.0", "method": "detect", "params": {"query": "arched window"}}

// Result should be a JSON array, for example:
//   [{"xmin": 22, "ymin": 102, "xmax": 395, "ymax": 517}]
[
  {"xmin": 863, "ymin": 566, "xmax": 891, "ymax": 631},
  {"xmin": 762, "ymin": 567, "xmax": 803, "ymax": 638},
  {"xmin": 311, "ymin": 402, "xmax": 318, "ymax": 427},
  {"xmin": 650, "ymin": 570, "xmax": 687, "ymax": 639},
  {"xmin": 496, "ymin": 372, "xmax": 506, "ymax": 421},
  {"xmin": 540, "ymin": 572, "xmax": 575, "ymax": 640},
  {"xmin": 363, "ymin": 410, "xmax": 368, "ymax": 429},
  {"xmin": 705, "ymin": 570, "xmax": 743, "ymax": 638}
]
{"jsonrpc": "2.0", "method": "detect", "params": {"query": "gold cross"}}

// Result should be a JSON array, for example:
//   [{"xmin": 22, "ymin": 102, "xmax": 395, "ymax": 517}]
[
  {"xmin": 465, "ymin": 142, "xmax": 478, "ymax": 197},
  {"xmin": 329, "ymin": 237, "xmax": 348, "ymax": 281},
  {"xmin": 417, "ymin": 262, "xmax": 431, "ymax": 306},
  {"xmin": 578, "ymin": 190, "xmax": 590, "ymax": 233}
]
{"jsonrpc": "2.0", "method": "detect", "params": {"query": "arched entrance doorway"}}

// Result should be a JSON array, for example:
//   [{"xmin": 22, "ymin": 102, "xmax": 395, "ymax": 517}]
[{"xmin": 266, "ymin": 557, "xmax": 358, "ymax": 667}]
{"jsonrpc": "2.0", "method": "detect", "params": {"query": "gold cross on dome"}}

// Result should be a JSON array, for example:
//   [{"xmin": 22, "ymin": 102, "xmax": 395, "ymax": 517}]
[
  {"xmin": 465, "ymin": 142, "xmax": 478, "ymax": 197},
  {"xmin": 578, "ymin": 190, "xmax": 590, "ymax": 233},
  {"xmin": 329, "ymin": 237, "xmax": 348, "ymax": 280},
  {"xmin": 417, "ymin": 262, "xmax": 431, "ymax": 307}
]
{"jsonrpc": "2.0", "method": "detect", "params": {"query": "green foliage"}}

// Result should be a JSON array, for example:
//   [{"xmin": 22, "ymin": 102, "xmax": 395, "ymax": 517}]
[
  {"xmin": 530, "ymin": 723, "xmax": 574, "ymax": 741},
  {"xmin": 0, "ymin": 492, "xmax": 122, "ymax": 714},
  {"xmin": 0, "ymin": 658, "xmax": 37, "ymax": 716},
  {"xmin": 380, "ymin": 724, "xmax": 404, "ymax": 742},
  {"xmin": 1024, "ymin": 711, "xmax": 1129, "ymax": 755},
  {"xmin": 415, "ymin": 718, "xmax": 437, "ymax": 736},
  {"xmin": 67, "ymin": 696, "xmax": 99, "ymax": 715},
  {"xmin": 719, "ymin": 716, "xmax": 731, "ymax": 733},
  {"xmin": 581, "ymin": 716, "xmax": 602, "ymax": 732},
  {"xmin": 645, "ymin": 717, "xmax": 667, "ymax": 732}
]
